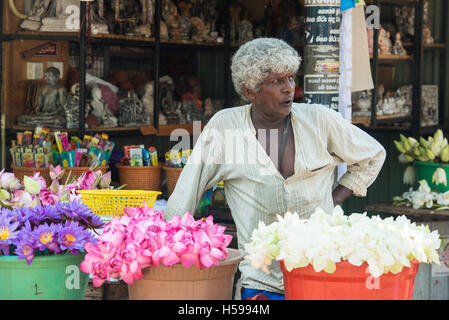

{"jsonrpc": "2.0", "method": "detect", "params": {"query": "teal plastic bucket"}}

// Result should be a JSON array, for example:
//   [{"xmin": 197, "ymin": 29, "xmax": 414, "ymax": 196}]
[
  {"xmin": 0, "ymin": 252, "xmax": 88, "ymax": 300},
  {"xmin": 415, "ymin": 161, "xmax": 449, "ymax": 193}
]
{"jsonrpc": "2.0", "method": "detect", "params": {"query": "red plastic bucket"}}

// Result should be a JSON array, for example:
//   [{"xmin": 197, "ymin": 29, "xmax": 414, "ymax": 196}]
[{"xmin": 280, "ymin": 260, "xmax": 419, "ymax": 300}]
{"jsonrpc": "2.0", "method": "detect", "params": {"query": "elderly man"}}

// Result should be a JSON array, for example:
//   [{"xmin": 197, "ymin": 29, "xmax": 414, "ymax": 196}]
[{"xmin": 164, "ymin": 38, "xmax": 386, "ymax": 299}]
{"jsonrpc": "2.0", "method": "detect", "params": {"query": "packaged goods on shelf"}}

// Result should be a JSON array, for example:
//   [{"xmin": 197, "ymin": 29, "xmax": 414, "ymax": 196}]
[
  {"xmin": 164, "ymin": 148, "xmax": 192, "ymax": 168},
  {"xmin": 121, "ymin": 145, "xmax": 159, "ymax": 167},
  {"xmin": 10, "ymin": 126, "xmax": 115, "ymax": 168}
]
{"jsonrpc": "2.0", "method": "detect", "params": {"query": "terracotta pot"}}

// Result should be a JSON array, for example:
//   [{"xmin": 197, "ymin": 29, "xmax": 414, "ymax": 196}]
[{"xmin": 128, "ymin": 248, "xmax": 244, "ymax": 300}]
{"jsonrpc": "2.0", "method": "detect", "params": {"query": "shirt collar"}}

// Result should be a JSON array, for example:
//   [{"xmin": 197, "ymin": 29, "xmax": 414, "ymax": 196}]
[{"xmin": 246, "ymin": 103, "xmax": 298, "ymax": 135}]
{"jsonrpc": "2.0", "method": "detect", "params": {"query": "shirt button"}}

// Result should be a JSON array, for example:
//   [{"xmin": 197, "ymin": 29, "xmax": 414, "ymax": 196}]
[{"xmin": 285, "ymin": 181, "xmax": 288, "ymax": 185}]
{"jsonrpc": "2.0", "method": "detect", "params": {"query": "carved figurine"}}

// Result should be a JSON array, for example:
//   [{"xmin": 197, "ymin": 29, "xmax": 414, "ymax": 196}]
[
  {"xmin": 237, "ymin": 20, "xmax": 253, "ymax": 44},
  {"xmin": 182, "ymin": 98, "xmax": 202, "ymax": 123},
  {"xmin": 378, "ymin": 26, "xmax": 392, "ymax": 55},
  {"xmin": 159, "ymin": 75, "xmax": 183, "ymax": 124},
  {"xmin": 89, "ymin": 1, "xmax": 110, "ymax": 34},
  {"xmin": 356, "ymin": 91, "xmax": 371, "ymax": 114},
  {"xmin": 135, "ymin": 0, "xmax": 154, "ymax": 39},
  {"xmin": 423, "ymin": 26, "xmax": 434, "ymax": 44},
  {"xmin": 393, "ymin": 32, "xmax": 407, "ymax": 55},
  {"xmin": 20, "ymin": 0, "xmax": 51, "ymax": 31},
  {"xmin": 179, "ymin": 16, "xmax": 192, "ymax": 40},
  {"xmin": 162, "ymin": 0, "xmax": 181, "ymax": 40},
  {"xmin": 190, "ymin": 17, "xmax": 210, "ymax": 42},
  {"xmin": 90, "ymin": 86, "xmax": 118, "ymax": 127},
  {"xmin": 112, "ymin": 0, "xmax": 141, "ymax": 35},
  {"xmin": 64, "ymin": 83, "xmax": 92, "ymax": 129},
  {"xmin": 118, "ymin": 91, "xmax": 146, "ymax": 126},
  {"xmin": 40, "ymin": 0, "xmax": 81, "ymax": 32}
]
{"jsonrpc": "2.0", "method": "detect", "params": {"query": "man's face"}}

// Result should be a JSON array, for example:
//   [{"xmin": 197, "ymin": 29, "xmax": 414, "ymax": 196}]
[{"xmin": 252, "ymin": 72, "xmax": 296, "ymax": 119}]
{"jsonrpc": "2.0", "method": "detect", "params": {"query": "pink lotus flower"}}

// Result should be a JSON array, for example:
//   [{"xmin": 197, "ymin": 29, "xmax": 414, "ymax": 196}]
[
  {"xmin": 81, "ymin": 207, "xmax": 233, "ymax": 287},
  {"xmin": 76, "ymin": 170, "xmax": 98, "ymax": 190},
  {"xmin": 10, "ymin": 190, "xmax": 34, "ymax": 208},
  {"xmin": 40, "ymin": 190, "xmax": 60, "ymax": 206},
  {"xmin": 99, "ymin": 171, "xmax": 111, "ymax": 189},
  {"xmin": 0, "ymin": 170, "xmax": 22, "ymax": 192},
  {"xmin": 49, "ymin": 164, "xmax": 65, "ymax": 181}
]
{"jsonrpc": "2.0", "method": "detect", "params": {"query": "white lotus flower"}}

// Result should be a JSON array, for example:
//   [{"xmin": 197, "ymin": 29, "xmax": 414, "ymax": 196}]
[
  {"xmin": 418, "ymin": 179, "xmax": 431, "ymax": 193},
  {"xmin": 432, "ymin": 168, "xmax": 447, "ymax": 186},
  {"xmin": 244, "ymin": 206, "xmax": 441, "ymax": 278},
  {"xmin": 436, "ymin": 191, "xmax": 449, "ymax": 206},
  {"xmin": 403, "ymin": 166, "xmax": 416, "ymax": 186}
]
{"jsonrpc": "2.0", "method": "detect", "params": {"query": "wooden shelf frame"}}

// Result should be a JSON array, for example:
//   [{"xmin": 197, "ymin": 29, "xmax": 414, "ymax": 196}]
[{"xmin": 366, "ymin": 0, "xmax": 447, "ymax": 134}]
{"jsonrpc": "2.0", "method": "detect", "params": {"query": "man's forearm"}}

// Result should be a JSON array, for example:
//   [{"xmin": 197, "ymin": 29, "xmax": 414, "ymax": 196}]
[{"xmin": 332, "ymin": 184, "xmax": 353, "ymax": 206}]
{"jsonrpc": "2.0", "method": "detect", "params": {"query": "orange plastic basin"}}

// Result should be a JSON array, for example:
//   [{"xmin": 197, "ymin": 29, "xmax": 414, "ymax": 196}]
[{"xmin": 280, "ymin": 260, "xmax": 419, "ymax": 300}]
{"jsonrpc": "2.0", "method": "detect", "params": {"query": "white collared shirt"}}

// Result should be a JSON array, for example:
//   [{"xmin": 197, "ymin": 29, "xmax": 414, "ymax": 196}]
[{"xmin": 164, "ymin": 102, "xmax": 386, "ymax": 294}]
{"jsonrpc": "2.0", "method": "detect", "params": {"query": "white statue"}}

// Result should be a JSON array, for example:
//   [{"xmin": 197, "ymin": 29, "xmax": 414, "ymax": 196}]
[
  {"xmin": 90, "ymin": 86, "xmax": 118, "ymax": 127},
  {"xmin": 141, "ymin": 81, "xmax": 154, "ymax": 125}
]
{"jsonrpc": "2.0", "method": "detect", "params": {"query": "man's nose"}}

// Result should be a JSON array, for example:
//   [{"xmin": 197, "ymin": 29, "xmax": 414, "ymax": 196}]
[{"xmin": 281, "ymin": 78, "xmax": 295, "ymax": 93}]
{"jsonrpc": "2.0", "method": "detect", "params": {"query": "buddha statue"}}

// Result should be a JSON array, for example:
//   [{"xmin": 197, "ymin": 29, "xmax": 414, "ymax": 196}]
[{"xmin": 17, "ymin": 67, "xmax": 67, "ymax": 127}]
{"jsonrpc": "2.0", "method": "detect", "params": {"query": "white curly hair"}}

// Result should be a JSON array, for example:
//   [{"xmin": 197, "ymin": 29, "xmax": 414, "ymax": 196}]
[{"xmin": 231, "ymin": 38, "xmax": 302, "ymax": 101}]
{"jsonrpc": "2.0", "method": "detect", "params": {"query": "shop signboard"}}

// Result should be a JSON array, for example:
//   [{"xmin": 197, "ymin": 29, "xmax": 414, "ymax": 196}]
[{"xmin": 304, "ymin": 0, "xmax": 341, "ymax": 111}]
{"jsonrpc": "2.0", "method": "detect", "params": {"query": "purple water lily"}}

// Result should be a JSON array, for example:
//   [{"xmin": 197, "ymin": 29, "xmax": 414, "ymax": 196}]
[
  {"xmin": 32, "ymin": 223, "xmax": 60, "ymax": 253},
  {"xmin": 1, "ymin": 199, "xmax": 103, "ymax": 265},
  {"xmin": 56, "ymin": 221, "xmax": 89, "ymax": 254},
  {"xmin": 56, "ymin": 200, "xmax": 104, "ymax": 230},
  {"xmin": 0, "ymin": 214, "xmax": 20, "ymax": 255},
  {"xmin": 14, "ymin": 223, "xmax": 36, "ymax": 265}
]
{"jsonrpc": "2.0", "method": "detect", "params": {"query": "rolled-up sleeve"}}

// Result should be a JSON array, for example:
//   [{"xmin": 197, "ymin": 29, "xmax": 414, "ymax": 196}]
[
  {"xmin": 323, "ymin": 107, "xmax": 386, "ymax": 197},
  {"xmin": 164, "ymin": 116, "xmax": 226, "ymax": 220}
]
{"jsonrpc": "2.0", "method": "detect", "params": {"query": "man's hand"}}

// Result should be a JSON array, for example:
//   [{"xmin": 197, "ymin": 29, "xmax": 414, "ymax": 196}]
[{"xmin": 332, "ymin": 185, "xmax": 353, "ymax": 207}]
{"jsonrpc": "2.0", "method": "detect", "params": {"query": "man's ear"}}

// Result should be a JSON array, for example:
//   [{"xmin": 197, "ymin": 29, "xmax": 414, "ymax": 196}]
[{"xmin": 241, "ymin": 84, "xmax": 256, "ymax": 102}]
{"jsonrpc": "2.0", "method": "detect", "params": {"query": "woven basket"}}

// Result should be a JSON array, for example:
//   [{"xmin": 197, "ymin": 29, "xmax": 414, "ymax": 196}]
[
  {"xmin": 62, "ymin": 166, "xmax": 109, "ymax": 183},
  {"xmin": 117, "ymin": 163, "xmax": 162, "ymax": 191},
  {"xmin": 163, "ymin": 166, "xmax": 183, "ymax": 196},
  {"xmin": 77, "ymin": 189, "xmax": 161, "ymax": 217},
  {"xmin": 11, "ymin": 164, "xmax": 52, "ymax": 187}
]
